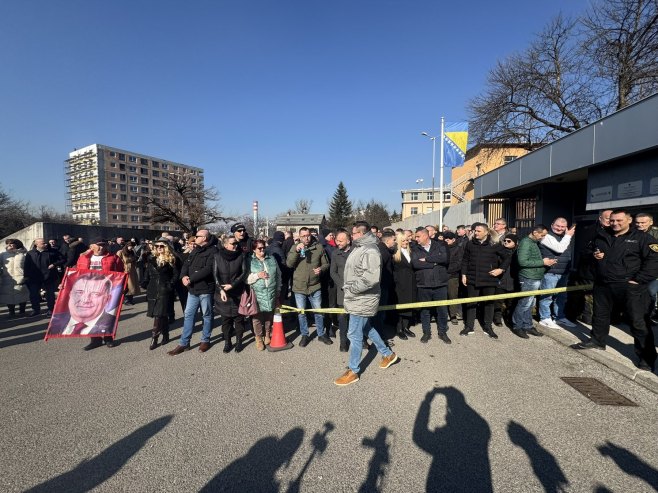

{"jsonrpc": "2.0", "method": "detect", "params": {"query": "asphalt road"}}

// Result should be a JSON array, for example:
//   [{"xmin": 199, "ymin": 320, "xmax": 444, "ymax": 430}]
[{"xmin": 1, "ymin": 299, "xmax": 657, "ymax": 493}]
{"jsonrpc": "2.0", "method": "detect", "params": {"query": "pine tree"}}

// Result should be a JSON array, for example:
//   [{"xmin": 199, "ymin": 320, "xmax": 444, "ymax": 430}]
[{"xmin": 327, "ymin": 182, "xmax": 353, "ymax": 229}]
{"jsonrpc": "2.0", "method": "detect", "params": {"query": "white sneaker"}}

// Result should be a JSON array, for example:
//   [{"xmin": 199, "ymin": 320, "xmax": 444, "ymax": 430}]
[
  {"xmin": 540, "ymin": 318, "xmax": 561, "ymax": 329},
  {"xmin": 557, "ymin": 318, "xmax": 577, "ymax": 328}
]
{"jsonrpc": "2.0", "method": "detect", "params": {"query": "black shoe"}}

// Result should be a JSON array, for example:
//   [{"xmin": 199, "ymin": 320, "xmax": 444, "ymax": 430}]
[
  {"xmin": 223, "ymin": 342, "xmax": 233, "ymax": 353},
  {"xmin": 339, "ymin": 341, "xmax": 349, "ymax": 352},
  {"xmin": 484, "ymin": 328, "xmax": 498, "ymax": 339},
  {"xmin": 168, "ymin": 315, "xmax": 176, "ymax": 324},
  {"xmin": 420, "ymin": 333, "xmax": 431, "ymax": 343},
  {"xmin": 318, "ymin": 335, "xmax": 333, "ymax": 345},
  {"xmin": 161, "ymin": 332, "xmax": 170, "ymax": 345},
  {"xmin": 575, "ymin": 340, "xmax": 606, "ymax": 350},
  {"xmin": 327, "ymin": 327, "xmax": 337, "ymax": 338},
  {"xmin": 404, "ymin": 328, "xmax": 416, "ymax": 338},
  {"xmin": 493, "ymin": 318, "xmax": 503, "ymax": 327},
  {"xmin": 450, "ymin": 316, "xmax": 459, "ymax": 325},
  {"xmin": 396, "ymin": 330, "xmax": 408, "ymax": 340},
  {"xmin": 105, "ymin": 338, "xmax": 117, "ymax": 348},
  {"xmin": 437, "ymin": 332, "xmax": 452, "ymax": 344},
  {"xmin": 299, "ymin": 335, "xmax": 310, "ymax": 347},
  {"xmin": 511, "ymin": 328, "xmax": 530, "ymax": 339},
  {"xmin": 29, "ymin": 310, "xmax": 41, "ymax": 317},
  {"xmin": 526, "ymin": 327, "xmax": 543, "ymax": 337},
  {"xmin": 83, "ymin": 338, "xmax": 103, "ymax": 351},
  {"xmin": 459, "ymin": 327, "xmax": 474, "ymax": 336},
  {"xmin": 149, "ymin": 335, "xmax": 159, "ymax": 350},
  {"xmin": 636, "ymin": 361, "xmax": 655, "ymax": 372}
]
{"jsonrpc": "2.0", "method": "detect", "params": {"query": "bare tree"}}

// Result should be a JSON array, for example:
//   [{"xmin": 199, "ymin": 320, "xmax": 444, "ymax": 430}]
[
  {"xmin": 285, "ymin": 198, "xmax": 313, "ymax": 215},
  {"xmin": 469, "ymin": 15, "xmax": 603, "ymax": 147},
  {"xmin": 581, "ymin": 0, "xmax": 658, "ymax": 111},
  {"xmin": 32, "ymin": 205, "xmax": 75, "ymax": 224},
  {"xmin": 148, "ymin": 174, "xmax": 229, "ymax": 234},
  {"xmin": 0, "ymin": 185, "xmax": 33, "ymax": 238},
  {"xmin": 353, "ymin": 199, "xmax": 392, "ymax": 228}
]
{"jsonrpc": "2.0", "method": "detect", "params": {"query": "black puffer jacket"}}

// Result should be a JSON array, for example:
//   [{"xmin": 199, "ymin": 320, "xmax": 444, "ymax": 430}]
[
  {"xmin": 411, "ymin": 240, "xmax": 449, "ymax": 288},
  {"xmin": 446, "ymin": 241, "xmax": 466, "ymax": 279},
  {"xmin": 213, "ymin": 249, "xmax": 248, "ymax": 318},
  {"xmin": 461, "ymin": 236, "xmax": 510, "ymax": 288},
  {"xmin": 143, "ymin": 256, "xmax": 179, "ymax": 318},
  {"xmin": 181, "ymin": 243, "xmax": 217, "ymax": 295}
]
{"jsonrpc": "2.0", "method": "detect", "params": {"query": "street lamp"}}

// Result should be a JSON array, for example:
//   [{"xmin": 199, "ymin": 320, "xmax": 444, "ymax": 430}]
[
  {"xmin": 416, "ymin": 178, "xmax": 424, "ymax": 215},
  {"xmin": 422, "ymin": 118, "xmax": 446, "ymax": 230}
]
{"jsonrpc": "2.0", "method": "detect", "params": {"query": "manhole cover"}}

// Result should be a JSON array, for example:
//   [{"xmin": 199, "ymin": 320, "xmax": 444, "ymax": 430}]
[{"xmin": 561, "ymin": 377, "xmax": 637, "ymax": 406}]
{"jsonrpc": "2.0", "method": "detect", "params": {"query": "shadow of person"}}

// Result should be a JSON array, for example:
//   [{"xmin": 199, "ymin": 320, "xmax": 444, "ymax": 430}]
[
  {"xmin": 359, "ymin": 427, "xmax": 391, "ymax": 493},
  {"xmin": 507, "ymin": 420, "xmax": 569, "ymax": 492},
  {"xmin": 201, "ymin": 427, "xmax": 304, "ymax": 493},
  {"xmin": 598, "ymin": 440, "xmax": 658, "ymax": 490},
  {"xmin": 413, "ymin": 386, "xmax": 492, "ymax": 493},
  {"xmin": 24, "ymin": 415, "xmax": 173, "ymax": 493},
  {"xmin": 286, "ymin": 422, "xmax": 334, "ymax": 493}
]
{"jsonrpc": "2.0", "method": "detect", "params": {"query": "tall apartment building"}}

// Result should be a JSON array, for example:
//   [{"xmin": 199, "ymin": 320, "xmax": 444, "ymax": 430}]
[{"xmin": 65, "ymin": 144, "xmax": 204, "ymax": 230}]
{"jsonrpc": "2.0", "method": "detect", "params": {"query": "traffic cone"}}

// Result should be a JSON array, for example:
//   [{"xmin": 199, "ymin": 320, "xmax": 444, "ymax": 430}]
[{"xmin": 267, "ymin": 309, "xmax": 293, "ymax": 352}]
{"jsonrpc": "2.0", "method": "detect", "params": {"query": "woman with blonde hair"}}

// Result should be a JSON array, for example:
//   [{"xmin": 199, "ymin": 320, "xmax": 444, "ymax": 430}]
[
  {"xmin": 141, "ymin": 237, "xmax": 179, "ymax": 350},
  {"xmin": 392, "ymin": 232, "xmax": 416, "ymax": 339}
]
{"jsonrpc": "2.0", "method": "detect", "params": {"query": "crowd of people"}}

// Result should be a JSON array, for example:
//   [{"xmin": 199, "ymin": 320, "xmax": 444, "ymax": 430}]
[{"xmin": 1, "ymin": 209, "xmax": 657, "ymax": 382}]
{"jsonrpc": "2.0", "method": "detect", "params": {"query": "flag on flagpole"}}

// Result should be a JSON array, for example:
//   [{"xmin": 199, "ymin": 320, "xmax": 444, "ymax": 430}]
[{"xmin": 443, "ymin": 122, "xmax": 468, "ymax": 167}]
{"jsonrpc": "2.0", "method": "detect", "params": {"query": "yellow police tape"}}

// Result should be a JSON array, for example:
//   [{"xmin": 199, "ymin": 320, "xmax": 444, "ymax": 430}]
[{"xmin": 279, "ymin": 284, "xmax": 593, "ymax": 315}]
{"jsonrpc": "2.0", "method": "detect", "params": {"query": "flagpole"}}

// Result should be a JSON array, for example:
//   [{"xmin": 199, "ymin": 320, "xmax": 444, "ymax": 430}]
[{"xmin": 439, "ymin": 116, "xmax": 445, "ymax": 231}]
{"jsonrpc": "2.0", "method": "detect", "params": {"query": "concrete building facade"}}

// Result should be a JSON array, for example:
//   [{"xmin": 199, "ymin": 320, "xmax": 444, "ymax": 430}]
[{"xmin": 66, "ymin": 144, "xmax": 203, "ymax": 230}]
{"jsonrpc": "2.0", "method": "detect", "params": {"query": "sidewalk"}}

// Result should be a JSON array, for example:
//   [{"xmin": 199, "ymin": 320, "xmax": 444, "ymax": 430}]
[{"xmin": 538, "ymin": 319, "xmax": 658, "ymax": 394}]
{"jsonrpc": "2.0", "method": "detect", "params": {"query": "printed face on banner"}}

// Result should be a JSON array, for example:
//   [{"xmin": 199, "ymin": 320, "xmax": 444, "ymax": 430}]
[{"xmin": 45, "ymin": 270, "xmax": 127, "ymax": 339}]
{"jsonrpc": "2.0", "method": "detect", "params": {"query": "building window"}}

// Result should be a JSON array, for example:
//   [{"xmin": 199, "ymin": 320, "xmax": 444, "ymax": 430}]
[
  {"xmin": 131, "ymin": 196, "xmax": 139, "ymax": 202},
  {"xmin": 152, "ymin": 161, "xmax": 159, "ymax": 168},
  {"xmin": 131, "ymin": 205, "xmax": 139, "ymax": 212},
  {"xmin": 503, "ymin": 155, "xmax": 516, "ymax": 164},
  {"xmin": 110, "ymin": 162, "xmax": 117, "ymax": 168},
  {"xmin": 410, "ymin": 192, "xmax": 418, "ymax": 201},
  {"xmin": 141, "ymin": 187, "xmax": 149, "ymax": 194},
  {"xmin": 152, "ymin": 170, "xmax": 159, "ymax": 177},
  {"xmin": 129, "ymin": 166, "xmax": 137, "ymax": 172},
  {"xmin": 142, "ymin": 216, "xmax": 150, "ymax": 222},
  {"xmin": 128, "ymin": 156, "xmax": 136, "ymax": 163},
  {"xmin": 172, "ymin": 166, "xmax": 178, "ymax": 171},
  {"xmin": 131, "ymin": 215, "xmax": 139, "ymax": 221},
  {"xmin": 110, "ymin": 183, "xmax": 118, "ymax": 189},
  {"xmin": 110, "ymin": 172, "xmax": 117, "ymax": 178},
  {"xmin": 141, "ymin": 177, "xmax": 149, "ymax": 185},
  {"xmin": 111, "ymin": 204, "xmax": 118, "ymax": 210},
  {"xmin": 162, "ymin": 172, "xmax": 168, "ymax": 178},
  {"xmin": 112, "ymin": 214, "xmax": 119, "ymax": 220},
  {"xmin": 121, "ymin": 215, "xmax": 127, "ymax": 221},
  {"xmin": 129, "ymin": 176, "xmax": 138, "ymax": 183},
  {"xmin": 120, "ymin": 174, "xmax": 126, "ymax": 181},
  {"xmin": 120, "ymin": 184, "xmax": 127, "ymax": 191},
  {"xmin": 120, "ymin": 194, "xmax": 127, "ymax": 201},
  {"xmin": 121, "ymin": 205, "xmax": 128, "ymax": 211},
  {"xmin": 161, "ymin": 163, "xmax": 168, "ymax": 169},
  {"xmin": 111, "ymin": 193, "xmax": 118, "ymax": 199},
  {"xmin": 141, "ymin": 168, "xmax": 148, "ymax": 175},
  {"xmin": 152, "ymin": 189, "xmax": 160, "ymax": 196},
  {"xmin": 152, "ymin": 179, "xmax": 160, "ymax": 187},
  {"xmin": 411, "ymin": 207, "xmax": 418, "ymax": 215},
  {"xmin": 119, "ymin": 163, "xmax": 126, "ymax": 170},
  {"xmin": 130, "ymin": 185, "xmax": 138, "ymax": 192},
  {"xmin": 109, "ymin": 151, "xmax": 116, "ymax": 157},
  {"xmin": 140, "ymin": 158, "xmax": 148, "ymax": 165},
  {"xmin": 426, "ymin": 192, "xmax": 434, "ymax": 201},
  {"xmin": 118, "ymin": 153, "xmax": 126, "ymax": 161}
]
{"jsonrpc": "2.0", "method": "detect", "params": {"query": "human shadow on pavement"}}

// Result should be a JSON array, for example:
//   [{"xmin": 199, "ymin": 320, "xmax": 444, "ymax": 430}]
[
  {"xmin": 24, "ymin": 415, "xmax": 173, "ymax": 493},
  {"xmin": 413, "ymin": 386, "xmax": 492, "ymax": 493},
  {"xmin": 359, "ymin": 426, "xmax": 391, "ymax": 493},
  {"xmin": 507, "ymin": 420, "xmax": 569, "ymax": 492},
  {"xmin": 200, "ymin": 427, "xmax": 305, "ymax": 493},
  {"xmin": 286, "ymin": 421, "xmax": 335, "ymax": 493},
  {"xmin": 598, "ymin": 440, "xmax": 658, "ymax": 490}
]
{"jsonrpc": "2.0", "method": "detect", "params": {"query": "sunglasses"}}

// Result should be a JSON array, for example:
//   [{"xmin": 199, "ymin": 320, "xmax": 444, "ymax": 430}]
[
  {"xmin": 503, "ymin": 239, "xmax": 515, "ymax": 243},
  {"xmin": 235, "ymin": 229, "xmax": 246, "ymax": 233},
  {"xmin": 155, "ymin": 245, "xmax": 166, "ymax": 248}
]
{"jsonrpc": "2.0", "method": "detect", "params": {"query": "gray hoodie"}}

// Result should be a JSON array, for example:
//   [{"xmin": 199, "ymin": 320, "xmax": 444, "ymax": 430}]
[{"xmin": 343, "ymin": 232, "xmax": 381, "ymax": 317}]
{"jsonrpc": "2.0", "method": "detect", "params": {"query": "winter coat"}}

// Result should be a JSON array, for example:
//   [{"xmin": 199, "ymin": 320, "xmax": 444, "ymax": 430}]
[
  {"xmin": 447, "ymin": 241, "xmax": 466, "ymax": 279},
  {"xmin": 117, "ymin": 249, "xmax": 141, "ymax": 296},
  {"xmin": 213, "ymin": 249, "xmax": 247, "ymax": 318},
  {"xmin": 181, "ymin": 244, "xmax": 217, "ymax": 295},
  {"xmin": 343, "ymin": 232, "xmax": 381, "ymax": 317},
  {"xmin": 392, "ymin": 249, "xmax": 416, "ymax": 316},
  {"xmin": 591, "ymin": 227, "xmax": 658, "ymax": 285},
  {"xmin": 411, "ymin": 240, "xmax": 449, "ymax": 288},
  {"xmin": 66, "ymin": 240, "xmax": 88, "ymax": 267},
  {"xmin": 24, "ymin": 247, "xmax": 65, "ymax": 283},
  {"xmin": 0, "ymin": 248, "xmax": 29, "ymax": 305},
  {"xmin": 461, "ymin": 236, "xmax": 510, "ymax": 288},
  {"xmin": 378, "ymin": 243, "xmax": 394, "ymax": 292},
  {"xmin": 247, "ymin": 254, "xmax": 281, "ymax": 313},
  {"xmin": 330, "ymin": 247, "xmax": 352, "ymax": 306},
  {"xmin": 76, "ymin": 250, "xmax": 124, "ymax": 273},
  {"xmin": 286, "ymin": 240, "xmax": 329, "ymax": 295},
  {"xmin": 142, "ymin": 256, "xmax": 179, "ymax": 318},
  {"xmin": 515, "ymin": 237, "xmax": 546, "ymax": 280},
  {"xmin": 498, "ymin": 247, "xmax": 517, "ymax": 292},
  {"xmin": 538, "ymin": 230, "xmax": 572, "ymax": 275}
]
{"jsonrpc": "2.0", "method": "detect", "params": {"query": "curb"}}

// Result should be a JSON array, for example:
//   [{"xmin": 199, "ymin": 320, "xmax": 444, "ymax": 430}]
[{"xmin": 538, "ymin": 325, "xmax": 658, "ymax": 394}]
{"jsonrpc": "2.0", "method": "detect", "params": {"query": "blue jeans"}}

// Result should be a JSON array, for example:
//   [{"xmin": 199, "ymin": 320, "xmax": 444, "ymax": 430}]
[
  {"xmin": 179, "ymin": 293, "xmax": 214, "ymax": 346},
  {"xmin": 538, "ymin": 272, "xmax": 569, "ymax": 320},
  {"xmin": 294, "ymin": 290, "xmax": 324, "ymax": 337},
  {"xmin": 512, "ymin": 277, "xmax": 541, "ymax": 330},
  {"xmin": 348, "ymin": 314, "xmax": 392, "ymax": 374}
]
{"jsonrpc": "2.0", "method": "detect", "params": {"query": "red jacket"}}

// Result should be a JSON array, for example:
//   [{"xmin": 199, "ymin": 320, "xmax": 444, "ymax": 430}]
[{"xmin": 76, "ymin": 251, "xmax": 125, "ymax": 273}]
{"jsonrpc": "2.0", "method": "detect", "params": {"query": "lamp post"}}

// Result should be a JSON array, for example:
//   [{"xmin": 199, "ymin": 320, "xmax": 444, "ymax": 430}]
[
  {"xmin": 415, "ymin": 178, "xmax": 424, "ymax": 215},
  {"xmin": 421, "ymin": 118, "xmax": 445, "ymax": 230}
]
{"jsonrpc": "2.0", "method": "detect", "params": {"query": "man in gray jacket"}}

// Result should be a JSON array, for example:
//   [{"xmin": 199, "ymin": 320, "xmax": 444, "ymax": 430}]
[{"xmin": 334, "ymin": 222, "xmax": 398, "ymax": 386}]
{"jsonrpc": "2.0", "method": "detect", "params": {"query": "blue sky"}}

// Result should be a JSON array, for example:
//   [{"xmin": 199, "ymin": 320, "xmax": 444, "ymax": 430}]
[{"xmin": 0, "ymin": 0, "xmax": 586, "ymax": 219}]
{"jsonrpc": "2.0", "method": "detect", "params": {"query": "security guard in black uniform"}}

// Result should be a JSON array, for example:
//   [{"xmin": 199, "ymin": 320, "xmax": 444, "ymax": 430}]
[{"xmin": 576, "ymin": 209, "xmax": 658, "ymax": 371}]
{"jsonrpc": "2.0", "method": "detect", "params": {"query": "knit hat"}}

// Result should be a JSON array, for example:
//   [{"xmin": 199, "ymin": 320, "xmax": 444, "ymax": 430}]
[
  {"xmin": 504, "ymin": 234, "xmax": 518, "ymax": 244},
  {"xmin": 273, "ymin": 231, "xmax": 285, "ymax": 242},
  {"xmin": 442, "ymin": 232, "xmax": 456, "ymax": 240},
  {"xmin": 231, "ymin": 222, "xmax": 246, "ymax": 233}
]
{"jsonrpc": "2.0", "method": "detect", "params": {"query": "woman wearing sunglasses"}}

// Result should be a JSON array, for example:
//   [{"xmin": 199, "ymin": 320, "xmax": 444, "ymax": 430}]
[
  {"xmin": 141, "ymin": 238, "xmax": 179, "ymax": 350},
  {"xmin": 247, "ymin": 239, "xmax": 281, "ymax": 350}
]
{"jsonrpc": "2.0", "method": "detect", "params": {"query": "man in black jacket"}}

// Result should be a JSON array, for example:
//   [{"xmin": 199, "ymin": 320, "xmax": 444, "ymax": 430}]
[
  {"xmin": 576, "ymin": 210, "xmax": 658, "ymax": 371},
  {"xmin": 24, "ymin": 238, "xmax": 65, "ymax": 316},
  {"xmin": 168, "ymin": 230, "xmax": 217, "ymax": 355},
  {"xmin": 411, "ymin": 227, "xmax": 451, "ymax": 344},
  {"xmin": 444, "ymin": 232, "xmax": 465, "ymax": 324}
]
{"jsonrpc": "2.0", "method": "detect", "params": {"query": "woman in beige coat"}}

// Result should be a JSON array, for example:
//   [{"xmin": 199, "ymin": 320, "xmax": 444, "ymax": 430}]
[
  {"xmin": 0, "ymin": 239, "xmax": 29, "ymax": 318},
  {"xmin": 117, "ymin": 241, "xmax": 141, "ymax": 304}
]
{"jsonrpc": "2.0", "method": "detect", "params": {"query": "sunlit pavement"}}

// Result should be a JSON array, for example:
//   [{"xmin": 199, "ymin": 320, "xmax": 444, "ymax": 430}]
[{"xmin": 1, "ymin": 299, "xmax": 657, "ymax": 492}]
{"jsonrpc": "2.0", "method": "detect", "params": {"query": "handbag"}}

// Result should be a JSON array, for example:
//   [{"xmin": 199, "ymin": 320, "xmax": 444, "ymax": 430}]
[{"xmin": 238, "ymin": 286, "xmax": 259, "ymax": 316}]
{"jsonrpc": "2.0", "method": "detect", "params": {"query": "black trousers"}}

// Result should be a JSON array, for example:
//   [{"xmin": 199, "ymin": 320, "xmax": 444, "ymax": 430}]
[
  {"xmin": 592, "ymin": 282, "xmax": 657, "ymax": 366},
  {"xmin": 464, "ymin": 285, "xmax": 496, "ymax": 331}
]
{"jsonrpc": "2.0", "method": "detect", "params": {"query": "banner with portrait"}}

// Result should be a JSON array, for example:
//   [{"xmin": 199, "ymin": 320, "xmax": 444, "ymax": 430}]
[{"xmin": 45, "ymin": 268, "xmax": 128, "ymax": 341}]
